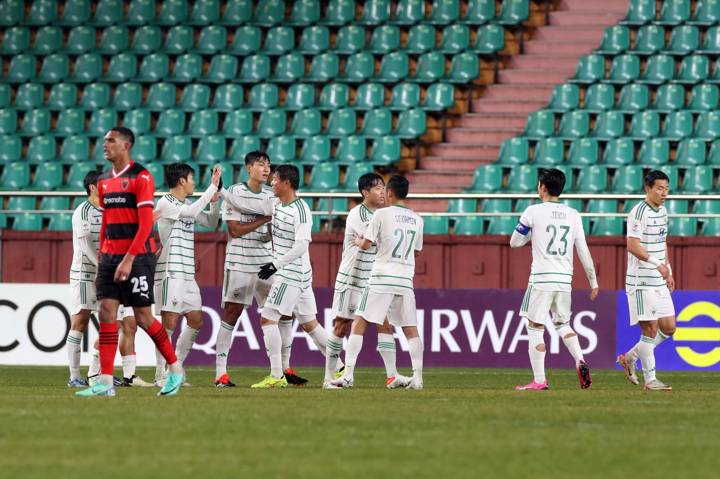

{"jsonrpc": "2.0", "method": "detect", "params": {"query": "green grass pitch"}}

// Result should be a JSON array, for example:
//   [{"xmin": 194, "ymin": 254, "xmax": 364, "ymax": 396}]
[{"xmin": 1, "ymin": 366, "xmax": 718, "ymax": 479}]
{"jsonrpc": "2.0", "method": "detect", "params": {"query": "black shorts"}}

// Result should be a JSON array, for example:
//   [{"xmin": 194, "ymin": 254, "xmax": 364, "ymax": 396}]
[{"xmin": 96, "ymin": 254, "xmax": 156, "ymax": 308}]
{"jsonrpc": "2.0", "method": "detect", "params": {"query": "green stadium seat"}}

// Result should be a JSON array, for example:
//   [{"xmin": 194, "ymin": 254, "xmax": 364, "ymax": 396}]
[
  {"xmin": 341, "ymin": 162, "xmax": 375, "ymax": 190},
  {"xmin": 673, "ymin": 54, "xmax": 709, "ymax": 84},
  {"xmin": 534, "ymin": 138, "xmax": 564, "ymax": 165},
  {"xmin": 662, "ymin": 111, "xmax": 693, "ymax": 140},
  {"xmin": 605, "ymin": 54, "xmax": 640, "ymax": 84},
  {"xmin": 498, "ymin": 0, "xmax": 529, "ymax": 25},
  {"xmin": 125, "ymin": 0, "xmax": 156, "ymax": 26},
  {"xmin": 291, "ymin": 108, "xmax": 322, "ymax": 138},
  {"xmin": 568, "ymin": 138, "xmax": 598, "ymax": 166},
  {"xmin": 638, "ymin": 138, "xmax": 669, "ymax": 166},
  {"xmin": 180, "ymin": 84, "xmax": 210, "ymax": 111},
  {"xmin": 391, "ymin": 0, "xmax": 425, "ymax": 25},
  {"xmin": 410, "ymin": 52, "xmax": 445, "ymax": 83},
  {"xmin": 422, "ymin": 83, "xmax": 454, "ymax": 112},
  {"xmin": 611, "ymin": 165, "xmax": 643, "ymax": 193},
  {"xmin": 462, "ymin": 0, "xmax": 495, "ymax": 25},
  {"xmin": 98, "ymin": 25, "xmax": 129, "ymax": 55},
  {"xmin": 32, "ymin": 162, "xmax": 63, "ymax": 189},
  {"xmin": 698, "ymin": 26, "xmax": 720, "ymax": 56},
  {"xmin": 146, "ymin": 83, "xmax": 176, "ymax": 110},
  {"xmin": 6, "ymin": 54, "xmax": 36, "ymax": 83},
  {"xmin": 0, "ymin": 135, "xmax": 21, "ymax": 162},
  {"xmin": 222, "ymin": 109, "xmax": 253, "ymax": 136},
  {"xmin": 195, "ymin": 135, "xmax": 225, "ymax": 164},
  {"xmin": 31, "ymin": 26, "xmax": 62, "ymax": 54},
  {"xmin": 690, "ymin": 0, "xmax": 720, "ymax": 25},
  {"xmin": 284, "ymin": 84, "xmax": 315, "ymax": 111},
  {"xmin": 587, "ymin": 199, "xmax": 617, "ymax": 213},
  {"xmin": 230, "ymin": 136, "xmax": 261, "ymax": 163},
  {"xmin": 14, "ymin": 83, "xmax": 43, "ymax": 110},
  {"xmin": 708, "ymin": 140, "xmax": 720, "ymax": 166},
  {"xmin": 668, "ymin": 217, "xmax": 697, "ymax": 236},
  {"xmin": 370, "ymin": 25, "xmax": 401, "ymax": 54},
  {"xmin": 574, "ymin": 165, "xmax": 607, "ymax": 193},
  {"xmin": 0, "ymin": 0, "xmax": 23, "ymax": 26},
  {"xmin": 38, "ymin": 53, "xmax": 70, "ymax": 83},
  {"xmin": 144, "ymin": 162, "xmax": 165, "ymax": 185},
  {"xmin": 71, "ymin": 53, "xmax": 102, "ymax": 83},
  {"xmin": 487, "ymin": 216, "xmax": 518, "ymax": 235},
  {"xmin": 570, "ymin": 54, "xmax": 605, "ymax": 84},
  {"xmin": 11, "ymin": 213, "xmax": 43, "ymax": 231},
  {"xmin": 298, "ymin": 25, "xmax": 330, "ymax": 55},
  {"xmin": 448, "ymin": 198, "xmax": 477, "ymax": 213},
  {"xmin": 91, "ymin": 0, "xmax": 122, "ymax": 26},
  {"xmin": 617, "ymin": 84, "xmax": 649, "ymax": 113},
  {"xmin": 688, "ymin": 84, "xmax": 719, "ymax": 112},
  {"xmin": 0, "ymin": 162, "xmax": 29, "ymax": 188},
  {"xmin": 602, "ymin": 138, "xmax": 634, "ymax": 166},
  {"xmin": 0, "ymin": 108, "xmax": 16, "ymax": 134},
  {"xmin": 0, "ymin": 85, "xmax": 8, "ymax": 109},
  {"xmin": 26, "ymin": 0, "xmax": 58, "ymax": 26},
  {"xmin": 253, "ymin": 0, "xmax": 285, "ymax": 26},
  {"xmin": 47, "ymin": 213, "xmax": 72, "ymax": 231},
  {"xmin": 161, "ymin": 136, "xmax": 192, "ymax": 163},
  {"xmin": 466, "ymin": 165, "xmax": 502, "ymax": 192},
  {"xmin": 249, "ymin": 83, "xmax": 279, "ymax": 111},
  {"xmin": 596, "ymin": 25, "xmax": 630, "ymax": 55},
  {"xmin": 220, "ymin": 0, "xmax": 252, "ymax": 25},
  {"xmin": 583, "ymin": 83, "xmax": 615, "ymax": 112},
  {"xmin": 322, "ymin": 0, "xmax": 355, "ymax": 26},
  {"xmin": 188, "ymin": 110, "xmax": 219, "ymax": 137},
  {"xmin": 591, "ymin": 217, "xmax": 623, "ymax": 236},
  {"xmin": 266, "ymin": 136, "xmax": 296, "ymax": 163},
  {"xmin": 132, "ymin": 135, "xmax": 157, "ymax": 162},
  {"xmin": 628, "ymin": 111, "xmax": 660, "ymax": 139},
  {"xmin": 361, "ymin": 108, "xmax": 392, "ymax": 138},
  {"xmin": 405, "ymin": 24, "xmax": 436, "ymax": 54},
  {"xmin": 87, "ymin": 108, "xmax": 117, "ymax": 137},
  {"xmin": 161, "ymin": 25, "xmax": 193, "ymax": 54},
  {"xmin": 445, "ymin": 52, "xmax": 480, "ymax": 83},
  {"xmin": 665, "ymin": 199, "xmax": 689, "ymax": 215},
  {"xmin": 522, "ymin": 110, "xmax": 555, "ymax": 139},
  {"xmin": 110, "ymin": 81, "xmax": 141, "ymax": 109},
  {"xmin": 506, "ymin": 164, "xmax": 537, "ymax": 192},
  {"xmin": 326, "ymin": 108, "xmax": 357, "ymax": 138},
  {"xmin": 104, "ymin": 53, "xmax": 137, "ymax": 83},
  {"xmin": 694, "ymin": 111, "xmax": 720, "ymax": 139},
  {"xmin": 390, "ymin": 83, "xmax": 420, "ymax": 110},
  {"xmin": 307, "ymin": 52, "xmax": 340, "ymax": 82},
  {"xmin": 546, "ymin": 84, "xmax": 580, "ymax": 112},
  {"xmin": 651, "ymin": 84, "xmax": 685, "ymax": 112},
  {"xmin": 621, "ymin": 0, "xmax": 655, "ymax": 25},
  {"xmin": 0, "ymin": 26, "xmax": 30, "ymax": 55},
  {"xmin": 7, "ymin": 196, "xmax": 35, "ymax": 213},
  {"xmin": 657, "ymin": 0, "xmax": 690, "ymax": 25},
  {"xmin": 123, "ymin": 108, "xmax": 151, "ymax": 135},
  {"xmin": 657, "ymin": 164, "xmax": 680, "ymax": 190},
  {"xmin": 440, "ymin": 24, "xmax": 470, "ymax": 54},
  {"xmin": 681, "ymin": 165, "xmax": 713, "ymax": 193},
  {"xmin": 359, "ymin": 0, "xmax": 391, "ymax": 25},
  {"xmin": 131, "ymin": 25, "xmax": 161, "ymax": 54},
  {"xmin": 395, "ymin": 108, "xmax": 426, "ymax": 139},
  {"xmin": 557, "ymin": 110, "xmax": 589, "ymax": 139},
  {"xmin": 48, "ymin": 83, "xmax": 78, "ymax": 111},
  {"xmin": 62, "ymin": 162, "xmax": 96, "ymax": 190},
  {"xmin": 375, "ymin": 52, "xmax": 409, "ymax": 83},
  {"xmin": 319, "ymin": 83, "xmax": 349, "ymax": 110},
  {"xmin": 157, "ymin": 0, "xmax": 188, "ymax": 26},
  {"xmin": 262, "ymin": 26, "xmax": 294, "ymax": 56},
  {"xmin": 638, "ymin": 54, "xmax": 674, "ymax": 85},
  {"xmin": 20, "ymin": 108, "xmax": 51, "ymax": 136},
  {"xmin": 194, "ymin": 25, "xmax": 227, "ymax": 55},
  {"xmin": 665, "ymin": 25, "xmax": 700, "ymax": 56},
  {"xmin": 497, "ymin": 137, "xmax": 529, "ymax": 165},
  {"xmin": 473, "ymin": 24, "xmax": 505, "ymax": 54},
  {"xmin": 288, "ymin": 0, "xmax": 320, "ymax": 26},
  {"xmin": 675, "ymin": 138, "xmax": 707, "ymax": 166},
  {"xmin": 136, "ymin": 53, "xmax": 169, "ymax": 82},
  {"xmin": 334, "ymin": 136, "xmax": 366, "ymax": 163},
  {"xmin": 168, "ymin": 53, "xmax": 201, "ymax": 83},
  {"xmin": 370, "ymin": 136, "xmax": 400, "ymax": 165},
  {"xmin": 453, "ymin": 216, "xmax": 483, "ymax": 235},
  {"xmin": 212, "ymin": 84, "xmax": 243, "ymax": 111},
  {"xmin": 306, "ymin": 162, "xmax": 340, "ymax": 190},
  {"xmin": 257, "ymin": 109, "xmax": 287, "ymax": 138},
  {"xmin": 189, "ymin": 0, "xmax": 219, "ymax": 25},
  {"xmin": 300, "ymin": 136, "xmax": 331, "ymax": 164},
  {"xmin": 695, "ymin": 198, "xmax": 720, "ymax": 214},
  {"xmin": 55, "ymin": 109, "xmax": 85, "ymax": 136},
  {"xmin": 427, "ymin": 0, "xmax": 459, "ymax": 25},
  {"xmin": 270, "ymin": 53, "xmax": 304, "ymax": 83},
  {"xmin": 422, "ymin": 216, "xmax": 449, "ymax": 234},
  {"xmin": 631, "ymin": 25, "xmax": 665, "ymax": 55},
  {"xmin": 334, "ymin": 25, "xmax": 365, "ymax": 54},
  {"xmin": 356, "ymin": 81, "xmax": 389, "ymax": 110}
]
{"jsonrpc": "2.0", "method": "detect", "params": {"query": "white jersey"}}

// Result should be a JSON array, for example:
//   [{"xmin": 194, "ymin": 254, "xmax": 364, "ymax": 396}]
[
  {"xmin": 70, "ymin": 200, "xmax": 102, "ymax": 283},
  {"xmin": 517, "ymin": 202, "xmax": 587, "ymax": 292},
  {"xmin": 222, "ymin": 182, "xmax": 273, "ymax": 274},
  {"xmin": 334, "ymin": 203, "xmax": 377, "ymax": 293},
  {"xmin": 272, "ymin": 198, "xmax": 313, "ymax": 290},
  {"xmin": 364, "ymin": 205, "xmax": 423, "ymax": 296},
  {"xmin": 626, "ymin": 201, "xmax": 668, "ymax": 292},
  {"xmin": 155, "ymin": 190, "xmax": 220, "ymax": 282}
]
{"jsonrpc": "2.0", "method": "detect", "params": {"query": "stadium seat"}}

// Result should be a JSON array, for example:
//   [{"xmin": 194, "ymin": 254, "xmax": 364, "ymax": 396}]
[
  {"xmin": 486, "ymin": 216, "xmax": 517, "ymax": 235},
  {"xmin": 196, "ymin": 135, "xmax": 225, "ymax": 164},
  {"xmin": 168, "ymin": 53, "xmax": 201, "ymax": 83},
  {"xmin": 370, "ymin": 25, "xmax": 401, "ymax": 54},
  {"xmin": 340, "ymin": 162, "xmax": 375, "ymax": 190},
  {"xmin": 262, "ymin": 26, "xmax": 294, "ymax": 56},
  {"xmin": 334, "ymin": 25, "xmax": 365, "ymax": 54},
  {"xmin": 55, "ymin": 109, "xmax": 85, "ymax": 136},
  {"xmin": 695, "ymin": 198, "xmax": 720, "ymax": 214},
  {"xmin": 266, "ymin": 136, "xmax": 296, "ymax": 163},
  {"xmin": 673, "ymin": 55, "xmax": 709, "ymax": 84},
  {"xmin": 637, "ymin": 138, "xmax": 669, "ymax": 166},
  {"xmin": 405, "ymin": 24, "xmax": 436, "ymax": 54},
  {"xmin": 15, "ymin": 83, "xmax": 43, "ymax": 110},
  {"xmin": 651, "ymin": 84, "xmax": 685, "ymax": 112},
  {"xmin": 298, "ymin": 25, "xmax": 330, "ymax": 55},
  {"xmin": 157, "ymin": 0, "xmax": 188, "ymax": 26},
  {"xmin": 146, "ymin": 83, "xmax": 176, "ymax": 110},
  {"xmin": 270, "ymin": 53, "xmax": 304, "ymax": 83},
  {"xmin": 676, "ymin": 139, "xmax": 707, "ymax": 166},
  {"xmin": 611, "ymin": 165, "xmax": 643, "ymax": 193},
  {"xmin": 661, "ymin": 111, "xmax": 693, "ymax": 140},
  {"xmin": 306, "ymin": 52, "xmax": 340, "ymax": 82},
  {"xmin": 569, "ymin": 54, "xmax": 604, "ymax": 84},
  {"xmin": 87, "ymin": 108, "xmax": 117, "ymax": 136},
  {"xmin": 288, "ymin": 0, "xmax": 320, "ymax": 26},
  {"xmin": 48, "ymin": 83, "xmax": 78, "ymax": 110},
  {"xmin": 605, "ymin": 54, "xmax": 640, "ymax": 84},
  {"xmin": 669, "ymin": 217, "xmax": 698, "ymax": 236},
  {"xmin": 0, "ymin": 162, "xmax": 30, "ymax": 189},
  {"xmin": 466, "ymin": 164, "xmax": 502, "ymax": 192},
  {"xmin": 591, "ymin": 217, "xmax": 624, "ymax": 236},
  {"xmin": 189, "ymin": 0, "xmax": 220, "ymax": 25},
  {"xmin": 220, "ymin": 0, "xmax": 252, "ymax": 25},
  {"xmin": 257, "ymin": 109, "xmax": 287, "ymax": 138},
  {"xmin": 38, "ymin": 53, "xmax": 70, "ymax": 83},
  {"xmin": 104, "ymin": 53, "xmax": 137, "ymax": 83},
  {"xmin": 213, "ymin": 84, "xmax": 244, "ymax": 111},
  {"xmin": 47, "ymin": 213, "xmax": 73, "ymax": 231},
  {"xmin": 284, "ymin": 84, "xmax": 316, "ymax": 111},
  {"xmin": 462, "ymin": 0, "xmax": 494, "ymax": 24},
  {"xmin": 230, "ymin": 136, "xmax": 261, "ymax": 163},
  {"xmin": 445, "ymin": 52, "xmax": 479, "ymax": 83},
  {"xmin": 249, "ymin": 83, "xmax": 279, "ymax": 111},
  {"xmin": 326, "ymin": 108, "xmax": 357, "ymax": 138},
  {"xmin": 708, "ymin": 140, "xmax": 720, "ymax": 166},
  {"xmin": 440, "ymin": 25, "xmax": 470, "ymax": 54},
  {"xmin": 358, "ymin": 0, "xmax": 391, "ymax": 25},
  {"xmin": 369, "ymin": 136, "xmax": 401, "ymax": 165},
  {"xmin": 575, "ymin": 165, "xmax": 607, "ymax": 193},
  {"xmin": 583, "ymin": 83, "xmax": 616, "ymax": 112},
  {"xmin": 691, "ymin": 0, "xmax": 720, "ymax": 25},
  {"xmin": 91, "ymin": 0, "xmax": 123, "ymax": 26},
  {"xmin": 161, "ymin": 25, "xmax": 193, "ymax": 54},
  {"xmin": 161, "ymin": 136, "xmax": 192, "ymax": 163},
  {"xmin": 123, "ymin": 109, "xmax": 151, "ymax": 136},
  {"xmin": 395, "ymin": 108, "xmax": 426, "ymax": 139},
  {"xmin": 98, "ymin": 25, "xmax": 129, "ymax": 55},
  {"xmin": 657, "ymin": 0, "xmax": 690, "ymax": 25},
  {"xmin": 557, "ymin": 110, "xmax": 589, "ymax": 139},
  {"xmin": 26, "ymin": 1, "xmax": 58, "ymax": 26},
  {"xmin": 0, "ymin": 26, "xmax": 30, "ymax": 55},
  {"xmin": 375, "ymin": 52, "xmax": 409, "ymax": 83},
  {"xmin": 422, "ymin": 83, "xmax": 455, "ymax": 112},
  {"xmin": 0, "ymin": 135, "xmax": 21, "ymax": 162},
  {"xmin": 0, "ymin": 85, "xmax": 10, "ymax": 108},
  {"xmin": 694, "ymin": 111, "xmax": 720, "ymax": 139},
  {"xmin": 628, "ymin": 111, "xmax": 660, "ymax": 139},
  {"xmin": 20, "ymin": 109, "xmax": 51, "ymax": 136},
  {"xmin": 546, "ymin": 84, "xmax": 580, "ymax": 112},
  {"xmin": 506, "ymin": 164, "xmax": 537, "ymax": 192},
  {"xmin": 300, "ymin": 136, "xmax": 331, "ymax": 164},
  {"xmin": 222, "ymin": 109, "xmax": 253, "ymax": 136},
  {"xmin": 0, "ymin": 108, "xmax": 16, "ymax": 134},
  {"xmin": 681, "ymin": 166, "xmax": 713, "ymax": 193},
  {"xmin": 631, "ymin": 25, "xmax": 665, "ymax": 55},
  {"xmin": 657, "ymin": 165, "xmax": 680, "ymax": 191},
  {"xmin": 62, "ymin": 162, "xmax": 96, "ymax": 190},
  {"xmin": 617, "ymin": 84, "xmax": 649, "ymax": 113},
  {"xmin": 319, "ymin": 83, "xmax": 350, "ymax": 111},
  {"xmin": 306, "ymin": 163, "xmax": 339, "ymax": 190},
  {"xmin": 596, "ymin": 25, "xmax": 630, "ymax": 55},
  {"xmin": 698, "ymin": 26, "xmax": 720, "ymax": 56},
  {"xmin": 639, "ymin": 54, "xmax": 674, "ymax": 85},
  {"xmin": 602, "ymin": 138, "xmax": 634, "ymax": 166},
  {"xmin": 474, "ymin": 24, "xmax": 505, "ymax": 53},
  {"xmin": 522, "ymin": 110, "xmax": 555, "ymax": 139},
  {"xmin": 621, "ymin": 0, "xmax": 655, "ymax": 25},
  {"xmin": 125, "ymin": 0, "xmax": 156, "ymax": 26},
  {"xmin": 687, "ymin": 84, "xmax": 719, "ymax": 112},
  {"xmin": 665, "ymin": 25, "xmax": 700, "ymax": 56},
  {"xmin": 71, "ymin": 53, "xmax": 102, "ymax": 83},
  {"xmin": 291, "ymin": 109, "xmax": 322, "ymax": 138},
  {"xmin": 32, "ymin": 162, "xmax": 63, "ymax": 189},
  {"xmin": 194, "ymin": 25, "xmax": 227, "ymax": 55},
  {"xmin": 498, "ymin": 0, "xmax": 529, "ymax": 25},
  {"xmin": 322, "ymin": 0, "xmax": 355, "ymax": 26},
  {"xmin": 254, "ymin": 0, "xmax": 285, "ymax": 26},
  {"xmin": 11, "ymin": 213, "xmax": 43, "ymax": 231},
  {"xmin": 136, "ymin": 53, "xmax": 169, "ymax": 82},
  {"xmin": 409, "ymin": 52, "xmax": 445, "ymax": 83},
  {"xmin": 424, "ymin": 216, "xmax": 449, "ymax": 234},
  {"xmin": 0, "ymin": 0, "xmax": 23, "ymax": 26},
  {"xmin": 132, "ymin": 135, "xmax": 157, "ymax": 162},
  {"xmin": 568, "ymin": 138, "xmax": 599, "ymax": 166},
  {"xmin": 361, "ymin": 108, "xmax": 392, "ymax": 138},
  {"xmin": 334, "ymin": 136, "xmax": 366, "ymax": 163},
  {"xmin": 534, "ymin": 138, "xmax": 564, "ymax": 165},
  {"xmin": 453, "ymin": 216, "xmax": 484, "ymax": 235},
  {"xmin": 144, "ymin": 162, "xmax": 166, "ymax": 185},
  {"xmin": 6, "ymin": 54, "xmax": 36, "ymax": 83},
  {"xmin": 180, "ymin": 84, "xmax": 211, "ymax": 111},
  {"xmin": 188, "ymin": 110, "xmax": 219, "ymax": 137},
  {"xmin": 665, "ymin": 199, "xmax": 689, "ymax": 215}
]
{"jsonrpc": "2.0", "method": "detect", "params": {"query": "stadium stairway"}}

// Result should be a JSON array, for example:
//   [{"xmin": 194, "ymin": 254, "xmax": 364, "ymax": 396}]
[{"xmin": 407, "ymin": 0, "xmax": 628, "ymax": 212}]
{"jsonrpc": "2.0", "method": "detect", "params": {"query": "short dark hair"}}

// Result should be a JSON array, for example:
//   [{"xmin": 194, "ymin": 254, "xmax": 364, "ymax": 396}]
[
  {"xmin": 275, "ymin": 164, "xmax": 300, "ymax": 190},
  {"xmin": 386, "ymin": 175, "xmax": 409, "ymax": 199},
  {"xmin": 538, "ymin": 168, "xmax": 566, "ymax": 197},
  {"xmin": 83, "ymin": 170, "xmax": 101, "ymax": 195},
  {"xmin": 109, "ymin": 126, "xmax": 135, "ymax": 147},
  {"xmin": 644, "ymin": 170, "xmax": 670, "ymax": 188},
  {"xmin": 165, "ymin": 163, "xmax": 195, "ymax": 188},
  {"xmin": 358, "ymin": 173, "xmax": 384, "ymax": 195},
  {"xmin": 245, "ymin": 150, "xmax": 270, "ymax": 166}
]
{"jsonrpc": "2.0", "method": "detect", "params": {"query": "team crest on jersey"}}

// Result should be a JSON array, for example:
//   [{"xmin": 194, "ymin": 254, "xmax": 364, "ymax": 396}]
[
  {"xmin": 122, "ymin": 179, "xmax": 129, "ymax": 190},
  {"xmin": 632, "ymin": 222, "xmax": 641, "ymax": 233},
  {"xmin": 659, "ymin": 228, "xmax": 667, "ymax": 241}
]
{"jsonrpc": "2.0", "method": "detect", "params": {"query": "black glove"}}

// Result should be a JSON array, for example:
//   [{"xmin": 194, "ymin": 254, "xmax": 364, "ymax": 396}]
[{"xmin": 258, "ymin": 263, "xmax": 278, "ymax": 280}]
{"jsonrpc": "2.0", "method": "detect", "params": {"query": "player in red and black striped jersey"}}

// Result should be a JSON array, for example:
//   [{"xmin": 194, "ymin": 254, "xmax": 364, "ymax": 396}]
[{"xmin": 76, "ymin": 127, "xmax": 184, "ymax": 398}]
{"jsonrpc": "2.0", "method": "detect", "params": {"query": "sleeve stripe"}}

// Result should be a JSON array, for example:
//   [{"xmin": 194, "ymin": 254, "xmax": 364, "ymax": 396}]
[{"xmin": 137, "ymin": 201, "xmax": 154, "ymax": 207}]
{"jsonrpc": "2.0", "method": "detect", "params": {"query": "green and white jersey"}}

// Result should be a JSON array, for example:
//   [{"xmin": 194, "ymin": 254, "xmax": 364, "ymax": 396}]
[
  {"xmin": 334, "ymin": 203, "xmax": 377, "ymax": 293},
  {"xmin": 222, "ymin": 183, "xmax": 274, "ymax": 274},
  {"xmin": 626, "ymin": 201, "xmax": 668, "ymax": 292},
  {"xmin": 364, "ymin": 205, "xmax": 424, "ymax": 296},
  {"xmin": 155, "ymin": 190, "xmax": 220, "ymax": 282},
  {"xmin": 518, "ymin": 202, "xmax": 586, "ymax": 292},
  {"xmin": 272, "ymin": 198, "xmax": 313, "ymax": 290},
  {"xmin": 70, "ymin": 200, "xmax": 101, "ymax": 283}
]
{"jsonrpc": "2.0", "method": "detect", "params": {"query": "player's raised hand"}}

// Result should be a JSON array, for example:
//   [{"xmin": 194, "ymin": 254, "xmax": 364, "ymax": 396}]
[
  {"xmin": 211, "ymin": 166, "xmax": 222, "ymax": 187},
  {"xmin": 667, "ymin": 275, "xmax": 675, "ymax": 292},
  {"xmin": 590, "ymin": 287, "xmax": 599, "ymax": 301},
  {"xmin": 657, "ymin": 263, "xmax": 671, "ymax": 280}
]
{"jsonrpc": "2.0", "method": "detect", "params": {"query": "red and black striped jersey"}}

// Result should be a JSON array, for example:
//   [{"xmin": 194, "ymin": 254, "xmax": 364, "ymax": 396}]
[{"xmin": 98, "ymin": 161, "xmax": 156, "ymax": 257}]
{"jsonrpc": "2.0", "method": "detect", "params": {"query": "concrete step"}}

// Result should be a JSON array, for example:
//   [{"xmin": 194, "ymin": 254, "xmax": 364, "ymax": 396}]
[
  {"xmin": 482, "ymin": 84, "xmax": 554, "ymax": 102},
  {"xmin": 510, "ymin": 55, "xmax": 581, "ymax": 70},
  {"xmin": 549, "ymin": 11, "xmax": 625, "ymax": 26},
  {"xmin": 532, "ymin": 26, "xmax": 607, "ymax": 42},
  {"xmin": 560, "ymin": 0, "xmax": 629, "ymax": 11},
  {"xmin": 405, "ymin": 198, "xmax": 450, "ymax": 212},
  {"xmin": 421, "ymin": 156, "xmax": 495, "ymax": 171},
  {"xmin": 430, "ymin": 143, "xmax": 501, "ymax": 159},
  {"xmin": 457, "ymin": 113, "xmax": 528, "ymax": 129},
  {"xmin": 498, "ymin": 68, "xmax": 574, "ymax": 84},
  {"xmin": 472, "ymin": 99, "xmax": 547, "ymax": 114},
  {"xmin": 445, "ymin": 128, "xmax": 521, "ymax": 145},
  {"xmin": 524, "ymin": 40, "xmax": 599, "ymax": 55}
]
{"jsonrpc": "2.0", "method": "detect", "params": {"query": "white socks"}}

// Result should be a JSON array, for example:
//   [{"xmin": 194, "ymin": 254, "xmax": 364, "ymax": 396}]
[
  {"xmin": 376, "ymin": 333, "xmax": 397, "ymax": 377},
  {"xmin": 88, "ymin": 347, "xmax": 100, "ymax": 378},
  {"xmin": 121, "ymin": 354, "xmax": 136, "ymax": 379},
  {"xmin": 638, "ymin": 335, "xmax": 657, "ymax": 383},
  {"xmin": 343, "ymin": 334, "xmax": 364, "ymax": 380},
  {"xmin": 262, "ymin": 324, "xmax": 283, "ymax": 378},
  {"xmin": 176, "ymin": 326, "xmax": 200, "ymax": 365},
  {"xmin": 215, "ymin": 320, "xmax": 234, "ymax": 377},
  {"xmin": 556, "ymin": 324, "xmax": 584, "ymax": 366},
  {"xmin": 626, "ymin": 330, "xmax": 670, "ymax": 372},
  {"xmin": 307, "ymin": 325, "xmax": 328, "ymax": 357},
  {"xmin": 325, "ymin": 333, "xmax": 343, "ymax": 381},
  {"xmin": 66, "ymin": 330, "xmax": 83, "ymax": 380},
  {"xmin": 279, "ymin": 319, "xmax": 294, "ymax": 371},
  {"xmin": 527, "ymin": 324, "xmax": 546, "ymax": 383},
  {"xmin": 407, "ymin": 337, "xmax": 423, "ymax": 382}
]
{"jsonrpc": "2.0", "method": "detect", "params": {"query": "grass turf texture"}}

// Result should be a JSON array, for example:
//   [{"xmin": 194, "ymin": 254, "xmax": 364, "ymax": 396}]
[{"xmin": 1, "ymin": 366, "xmax": 718, "ymax": 479}]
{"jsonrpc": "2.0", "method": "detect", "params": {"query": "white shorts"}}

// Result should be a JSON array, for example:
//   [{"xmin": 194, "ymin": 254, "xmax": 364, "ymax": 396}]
[
  {"xmin": 627, "ymin": 286, "xmax": 676, "ymax": 325},
  {"xmin": 356, "ymin": 288, "xmax": 417, "ymax": 328},
  {"xmin": 70, "ymin": 282, "xmax": 132, "ymax": 320},
  {"xmin": 519, "ymin": 287, "xmax": 571, "ymax": 325},
  {"xmin": 263, "ymin": 281, "xmax": 317, "ymax": 324},
  {"xmin": 154, "ymin": 277, "xmax": 202, "ymax": 315},
  {"xmin": 331, "ymin": 288, "xmax": 363, "ymax": 320},
  {"xmin": 222, "ymin": 270, "xmax": 272, "ymax": 308}
]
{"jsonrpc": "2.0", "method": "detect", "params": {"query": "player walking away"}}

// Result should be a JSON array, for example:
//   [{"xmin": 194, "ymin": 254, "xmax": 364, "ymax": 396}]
[
  {"xmin": 329, "ymin": 175, "xmax": 425, "ymax": 390},
  {"xmin": 153, "ymin": 163, "xmax": 221, "ymax": 386},
  {"xmin": 616, "ymin": 170, "xmax": 676, "ymax": 391},
  {"xmin": 510, "ymin": 168, "xmax": 599, "ymax": 391},
  {"xmin": 66, "ymin": 171, "xmax": 152, "ymax": 388},
  {"xmin": 324, "ymin": 173, "xmax": 410, "ymax": 389},
  {"xmin": 76, "ymin": 127, "xmax": 183, "ymax": 397},
  {"xmin": 214, "ymin": 151, "xmax": 274, "ymax": 387}
]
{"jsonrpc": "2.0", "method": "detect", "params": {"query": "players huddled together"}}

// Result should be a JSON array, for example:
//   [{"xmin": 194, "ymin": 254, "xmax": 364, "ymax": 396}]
[{"xmin": 67, "ymin": 128, "xmax": 678, "ymax": 396}]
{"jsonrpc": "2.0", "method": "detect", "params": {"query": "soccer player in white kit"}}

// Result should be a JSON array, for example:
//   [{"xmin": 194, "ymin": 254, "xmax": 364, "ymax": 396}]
[
  {"xmin": 324, "ymin": 173, "xmax": 409, "ymax": 389},
  {"xmin": 510, "ymin": 168, "xmax": 599, "ymax": 391},
  {"xmin": 616, "ymin": 170, "xmax": 676, "ymax": 391},
  {"xmin": 329, "ymin": 175, "xmax": 425, "ymax": 390},
  {"xmin": 153, "ymin": 163, "xmax": 221, "ymax": 385}
]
